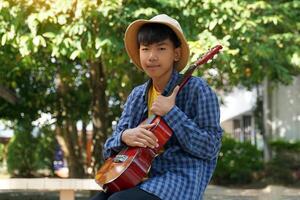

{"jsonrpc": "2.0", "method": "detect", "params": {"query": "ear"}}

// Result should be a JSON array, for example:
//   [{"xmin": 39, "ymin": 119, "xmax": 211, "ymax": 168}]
[{"xmin": 174, "ymin": 47, "xmax": 181, "ymax": 62}]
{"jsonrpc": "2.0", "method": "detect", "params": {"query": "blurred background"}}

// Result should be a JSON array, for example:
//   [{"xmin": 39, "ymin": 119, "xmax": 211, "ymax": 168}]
[{"xmin": 0, "ymin": 0, "xmax": 299, "ymax": 198}]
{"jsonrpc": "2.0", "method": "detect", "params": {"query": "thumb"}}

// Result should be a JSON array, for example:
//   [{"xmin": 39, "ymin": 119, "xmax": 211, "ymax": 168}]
[
  {"xmin": 171, "ymin": 85, "xmax": 180, "ymax": 98},
  {"xmin": 139, "ymin": 123, "xmax": 156, "ymax": 129}
]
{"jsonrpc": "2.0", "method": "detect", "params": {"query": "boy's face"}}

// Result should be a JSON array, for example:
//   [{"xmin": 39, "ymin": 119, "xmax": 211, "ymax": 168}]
[{"xmin": 139, "ymin": 38, "xmax": 181, "ymax": 81}]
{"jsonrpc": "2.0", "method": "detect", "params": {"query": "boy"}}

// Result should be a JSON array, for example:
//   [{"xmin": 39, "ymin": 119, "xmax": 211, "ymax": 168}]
[{"xmin": 90, "ymin": 14, "xmax": 222, "ymax": 200}]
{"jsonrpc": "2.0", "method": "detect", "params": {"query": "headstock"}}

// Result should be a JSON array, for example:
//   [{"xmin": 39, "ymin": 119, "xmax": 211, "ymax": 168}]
[{"xmin": 194, "ymin": 45, "xmax": 223, "ymax": 66}]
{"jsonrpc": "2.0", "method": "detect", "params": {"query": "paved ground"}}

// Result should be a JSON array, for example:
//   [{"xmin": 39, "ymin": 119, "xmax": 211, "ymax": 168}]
[{"xmin": 203, "ymin": 185, "xmax": 300, "ymax": 200}]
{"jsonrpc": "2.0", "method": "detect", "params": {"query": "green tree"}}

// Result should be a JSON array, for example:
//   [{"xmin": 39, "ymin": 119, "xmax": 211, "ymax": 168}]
[
  {"xmin": 0, "ymin": 0, "xmax": 299, "ymax": 177},
  {"xmin": 0, "ymin": 0, "xmax": 148, "ymax": 176},
  {"xmin": 182, "ymin": 0, "xmax": 300, "ymax": 161}
]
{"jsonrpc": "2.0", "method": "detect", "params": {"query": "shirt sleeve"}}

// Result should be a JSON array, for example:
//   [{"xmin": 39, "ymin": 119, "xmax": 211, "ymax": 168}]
[
  {"xmin": 102, "ymin": 89, "xmax": 136, "ymax": 159},
  {"xmin": 163, "ymin": 83, "xmax": 223, "ymax": 160}
]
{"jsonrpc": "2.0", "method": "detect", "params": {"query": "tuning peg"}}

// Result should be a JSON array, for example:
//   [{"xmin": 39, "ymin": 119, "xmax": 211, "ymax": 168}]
[
  {"xmin": 213, "ymin": 54, "xmax": 218, "ymax": 60},
  {"xmin": 207, "ymin": 59, "xmax": 212, "ymax": 63}
]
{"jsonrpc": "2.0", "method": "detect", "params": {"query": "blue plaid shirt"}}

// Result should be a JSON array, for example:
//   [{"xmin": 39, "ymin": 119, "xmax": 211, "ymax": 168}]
[{"xmin": 103, "ymin": 69, "xmax": 223, "ymax": 200}]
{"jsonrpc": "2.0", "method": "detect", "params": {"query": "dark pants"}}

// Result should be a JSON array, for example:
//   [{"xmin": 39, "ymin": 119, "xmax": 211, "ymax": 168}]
[{"xmin": 89, "ymin": 187, "xmax": 161, "ymax": 200}]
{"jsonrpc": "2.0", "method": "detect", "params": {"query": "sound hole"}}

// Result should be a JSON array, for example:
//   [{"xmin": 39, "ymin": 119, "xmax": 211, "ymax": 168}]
[{"xmin": 113, "ymin": 155, "xmax": 128, "ymax": 163}]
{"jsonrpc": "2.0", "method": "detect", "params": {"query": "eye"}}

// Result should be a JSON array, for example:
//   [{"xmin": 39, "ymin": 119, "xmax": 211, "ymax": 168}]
[
  {"xmin": 141, "ymin": 47, "xmax": 149, "ymax": 51},
  {"xmin": 159, "ymin": 47, "xmax": 166, "ymax": 51}
]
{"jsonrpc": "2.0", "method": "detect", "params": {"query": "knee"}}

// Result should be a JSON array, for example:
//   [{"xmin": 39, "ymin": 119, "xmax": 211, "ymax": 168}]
[
  {"xmin": 107, "ymin": 192, "xmax": 124, "ymax": 200},
  {"xmin": 89, "ymin": 192, "xmax": 109, "ymax": 200}
]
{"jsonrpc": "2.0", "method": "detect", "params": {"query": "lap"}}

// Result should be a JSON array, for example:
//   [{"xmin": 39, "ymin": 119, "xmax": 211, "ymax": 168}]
[{"xmin": 89, "ymin": 187, "xmax": 160, "ymax": 200}]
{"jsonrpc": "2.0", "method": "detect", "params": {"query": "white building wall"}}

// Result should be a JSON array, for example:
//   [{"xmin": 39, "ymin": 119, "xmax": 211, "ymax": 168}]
[
  {"xmin": 220, "ymin": 87, "xmax": 256, "ymax": 122},
  {"xmin": 271, "ymin": 76, "xmax": 300, "ymax": 141}
]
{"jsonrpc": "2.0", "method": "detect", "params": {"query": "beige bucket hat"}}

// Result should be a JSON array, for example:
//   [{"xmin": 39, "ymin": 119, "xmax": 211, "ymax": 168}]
[{"xmin": 124, "ymin": 14, "xmax": 190, "ymax": 72}]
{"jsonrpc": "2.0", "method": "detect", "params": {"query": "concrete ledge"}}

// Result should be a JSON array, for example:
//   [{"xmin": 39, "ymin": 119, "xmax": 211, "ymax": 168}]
[
  {"xmin": 1, "ymin": 179, "xmax": 300, "ymax": 200},
  {"xmin": 0, "ymin": 178, "xmax": 101, "ymax": 200},
  {"xmin": 0, "ymin": 178, "xmax": 101, "ymax": 191}
]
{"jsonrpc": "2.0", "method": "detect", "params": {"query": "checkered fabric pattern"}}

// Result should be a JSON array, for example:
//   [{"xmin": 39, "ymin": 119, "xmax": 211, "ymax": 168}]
[{"xmin": 103, "ymin": 70, "xmax": 223, "ymax": 200}]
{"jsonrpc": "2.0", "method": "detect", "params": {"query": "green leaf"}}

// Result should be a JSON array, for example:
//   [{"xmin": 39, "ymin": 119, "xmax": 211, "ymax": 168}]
[
  {"xmin": 1, "ymin": 33, "xmax": 7, "ymax": 45},
  {"xmin": 291, "ymin": 53, "xmax": 300, "ymax": 67},
  {"xmin": 42, "ymin": 32, "xmax": 55, "ymax": 38},
  {"xmin": 234, "ymin": 21, "xmax": 243, "ymax": 30},
  {"xmin": 208, "ymin": 19, "xmax": 218, "ymax": 31},
  {"xmin": 70, "ymin": 50, "xmax": 81, "ymax": 60},
  {"xmin": 51, "ymin": 46, "xmax": 60, "ymax": 57},
  {"xmin": 33, "ymin": 36, "xmax": 40, "ymax": 47},
  {"xmin": 58, "ymin": 15, "xmax": 67, "ymax": 25},
  {"xmin": 95, "ymin": 48, "xmax": 102, "ymax": 58},
  {"xmin": 95, "ymin": 38, "xmax": 110, "ymax": 50},
  {"xmin": 7, "ymin": 25, "xmax": 15, "ymax": 40},
  {"xmin": 40, "ymin": 36, "xmax": 46, "ymax": 47},
  {"xmin": 32, "ymin": 35, "xmax": 46, "ymax": 47},
  {"xmin": 27, "ymin": 14, "xmax": 38, "ymax": 36}
]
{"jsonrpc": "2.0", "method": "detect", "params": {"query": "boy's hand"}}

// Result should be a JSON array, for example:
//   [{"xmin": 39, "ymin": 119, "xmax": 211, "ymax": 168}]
[
  {"xmin": 121, "ymin": 123, "xmax": 159, "ymax": 148},
  {"xmin": 150, "ymin": 86, "xmax": 179, "ymax": 116}
]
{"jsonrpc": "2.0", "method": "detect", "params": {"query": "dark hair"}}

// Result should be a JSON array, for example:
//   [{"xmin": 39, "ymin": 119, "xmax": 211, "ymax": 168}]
[{"xmin": 137, "ymin": 23, "xmax": 181, "ymax": 48}]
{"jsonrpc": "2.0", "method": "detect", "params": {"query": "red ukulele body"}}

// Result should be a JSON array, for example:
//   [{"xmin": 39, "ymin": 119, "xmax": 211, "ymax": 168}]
[
  {"xmin": 95, "ymin": 45, "xmax": 223, "ymax": 193},
  {"xmin": 95, "ymin": 116, "xmax": 172, "ymax": 192}
]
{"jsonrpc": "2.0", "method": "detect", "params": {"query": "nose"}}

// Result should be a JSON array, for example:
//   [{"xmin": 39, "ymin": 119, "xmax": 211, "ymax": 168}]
[{"xmin": 149, "ymin": 50, "xmax": 158, "ymax": 62}]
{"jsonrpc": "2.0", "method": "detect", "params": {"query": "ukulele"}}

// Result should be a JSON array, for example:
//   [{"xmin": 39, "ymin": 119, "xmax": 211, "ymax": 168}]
[{"xmin": 95, "ymin": 45, "xmax": 223, "ymax": 193}]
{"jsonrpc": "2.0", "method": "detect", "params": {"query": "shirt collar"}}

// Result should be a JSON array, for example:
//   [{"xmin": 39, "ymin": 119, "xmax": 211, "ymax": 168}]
[
  {"xmin": 143, "ymin": 69, "xmax": 180, "ymax": 101},
  {"xmin": 161, "ymin": 69, "xmax": 180, "ymax": 96}
]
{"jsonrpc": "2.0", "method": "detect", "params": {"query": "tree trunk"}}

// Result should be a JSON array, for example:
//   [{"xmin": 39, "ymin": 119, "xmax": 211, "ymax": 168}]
[
  {"xmin": 81, "ymin": 121, "xmax": 88, "ymax": 166},
  {"xmin": 65, "ymin": 119, "xmax": 85, "ymax": 177},
  {"xmin": 55, "ymin": 69, "xmax": 85, "ymax": 177},
  {"xmin": 262, "ymin": 78, "xmax": 273, "ymax": 162},
  {"xmin": 89, "ymin": 59, "xmax": 109, "ymax": 173}
]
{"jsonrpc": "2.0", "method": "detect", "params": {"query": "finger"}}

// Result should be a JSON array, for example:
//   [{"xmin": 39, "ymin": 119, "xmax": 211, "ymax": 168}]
[
  {"xmin": 139, "ymin": 123, "xmax": 156, "ymax": 129},
  {"xmin": 131, "ymin": 141, "xmax": 147, "ymax": 148},
  {"xmin": 139, "ymin": 130, "xmax": 158, "ymax": 147},
  {"xmin": 135, "ymin": 138, "xmax": 154, "ymax": 148},
  {"xmin": 151, "ymin": 104, "xmax": 164, "ymax": 116},
  {"xmin": 171, "ymin": 85, "xmax": 180, "ymax": 97},
  {"xmin": 150, "ymin": 108, "xmax": 161, "ymax": 117},
  {"xmin": 145, "ymin": 130, "xmax": 158, "ymax": 145}
]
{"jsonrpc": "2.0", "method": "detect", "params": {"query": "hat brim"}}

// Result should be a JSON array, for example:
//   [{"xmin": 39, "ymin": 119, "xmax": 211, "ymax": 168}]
[{"xmin": 124, "ymin": 20, "xmax": 189, "ymax": 72}]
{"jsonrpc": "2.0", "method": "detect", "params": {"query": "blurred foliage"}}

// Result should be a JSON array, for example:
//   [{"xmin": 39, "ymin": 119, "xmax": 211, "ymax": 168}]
[
  {"xmin": 6, "ymin": 123, "xmax": 55, "ymax": 177},
  {"xmin": 270, "ymin": 139, "xmax": 300, "ymax": 151},
  {"xmin": 212, "ymin": 137, "xmax": 300, "ymax": 186},
  {"xmin": 0, "ymin": 143, "xmax": 4, "ymax": 162},
  {"xmin": 212, "ymin": 136, "xmax": 264, "ymax": 185},
  {"xmin": 184, "ymin": 0, "xmax": 300, "ymax": 90},
  {"xmin": 34, "ymin": 126, "xmax": 56, "ymax": 174},
  {"xmin": 7, "ymin": 124, "xmax": 38, "ymax": 177},
  {"xmin": 265, "ymin": 140, "xmax": 300, "ymax": 185}
]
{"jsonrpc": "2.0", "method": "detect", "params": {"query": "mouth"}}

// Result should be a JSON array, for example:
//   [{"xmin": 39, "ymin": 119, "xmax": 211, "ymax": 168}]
[{"xmin": 147, "ymin": 65, "xmax": 160, "ymax": 69}]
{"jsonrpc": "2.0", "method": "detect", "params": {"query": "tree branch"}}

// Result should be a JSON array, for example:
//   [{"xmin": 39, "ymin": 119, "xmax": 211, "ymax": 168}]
[{"xmin": 0, "ymin": 85, "xmax": 18, "ymax": 105}]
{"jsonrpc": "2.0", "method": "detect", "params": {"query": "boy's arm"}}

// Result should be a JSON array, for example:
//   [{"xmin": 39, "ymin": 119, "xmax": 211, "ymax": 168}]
[
  {"xmin": 102, "ymin": 90, "xmax": 135, "ymax": 159},
  {"xmin": 163, "ymin": 84, "xmax": 223, "ymax": 160}
]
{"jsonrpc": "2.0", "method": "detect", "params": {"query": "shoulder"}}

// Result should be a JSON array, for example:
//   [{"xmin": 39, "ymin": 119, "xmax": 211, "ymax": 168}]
[
  {"xmin": 181, "ymin": 76, "xmax": 219, "ymax": 105},
  {"xmin": 127, "ymin": 82, "xmax": 148, "ymax": 99},
  {"xmin": 186, "ymin": 76, "xmax": 212, "ymax": 93}
]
